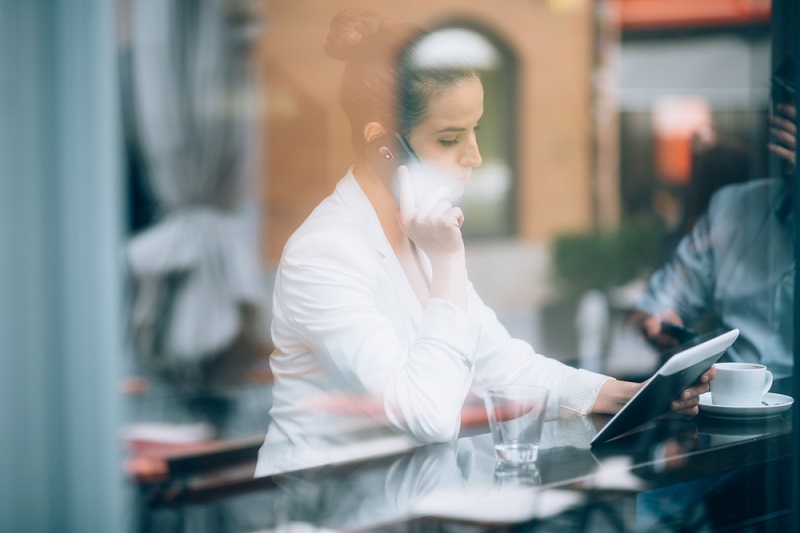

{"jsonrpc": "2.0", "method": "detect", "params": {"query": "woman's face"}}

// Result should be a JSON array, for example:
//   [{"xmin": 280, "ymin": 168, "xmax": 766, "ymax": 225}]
[{"xmin": 405, "ymin": 76, "xmax": 484, "ymax": 199}]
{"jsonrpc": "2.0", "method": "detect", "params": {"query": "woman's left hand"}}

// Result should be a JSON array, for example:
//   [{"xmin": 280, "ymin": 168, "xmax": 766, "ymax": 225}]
[
  {"xmin": 669, "ymin": 365, "xmax": 715, "ymax": 416},
  {"xmin": 594, "ymin": 365, "xmax": 715, "ymax": 416}
]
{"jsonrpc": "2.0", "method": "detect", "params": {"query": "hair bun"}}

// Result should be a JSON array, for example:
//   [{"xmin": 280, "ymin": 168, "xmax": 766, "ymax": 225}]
[{"xmin": 324, "ymin": 9, "xmax": 380, "ymax": 60}]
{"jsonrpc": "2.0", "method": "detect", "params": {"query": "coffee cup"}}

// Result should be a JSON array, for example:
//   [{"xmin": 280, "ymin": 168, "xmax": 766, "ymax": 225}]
[{"xmin": 710, "ymin": 362, "xmax": 773, "ymax": 407}]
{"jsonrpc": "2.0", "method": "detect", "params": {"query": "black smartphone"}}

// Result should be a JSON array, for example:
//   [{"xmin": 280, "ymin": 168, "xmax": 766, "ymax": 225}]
[
  {"xmin": 660, "ymin": 321, "xmax": 699, "ymax": 345},
  {"xmin": 771, "ymin": 74, "xmax": 795, "ymax": 112},
  {"xmin": 363, "ymin": 133, "xmax": 422, "ymax": 192}
]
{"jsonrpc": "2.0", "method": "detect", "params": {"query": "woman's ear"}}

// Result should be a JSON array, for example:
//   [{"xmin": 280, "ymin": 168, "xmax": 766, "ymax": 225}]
[{"xmin": 363, "ymin": 122, "xmax": 387, "ymax": 144}]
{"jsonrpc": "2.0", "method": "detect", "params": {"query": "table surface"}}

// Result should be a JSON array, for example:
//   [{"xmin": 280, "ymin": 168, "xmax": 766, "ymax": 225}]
[{"xmin": 140, "ymin": 408, "xmax": 795, "ymax": 532}]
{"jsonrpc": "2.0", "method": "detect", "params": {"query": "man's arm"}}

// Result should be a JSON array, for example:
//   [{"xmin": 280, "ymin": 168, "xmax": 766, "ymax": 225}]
[{"xmin": 636, "ymin": 209, "xmax": 718, "ymax": 349}]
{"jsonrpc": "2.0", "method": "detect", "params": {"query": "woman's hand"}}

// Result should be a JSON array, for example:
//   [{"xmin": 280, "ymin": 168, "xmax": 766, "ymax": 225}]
[
  {"xmin": 669, "ymin": 365, "xmax": 715, "ymax": 416},
  {"xmin": 592, "ymin": 380, "xmax": 641, "ymax": 415},
  {"xmin": 395, "ymin": 165, "xmax": 465, "ymax": 261},
  {"xmin": 593, "ymin": 365, "xmax": 715, "ymax": 417},
  {"xmin": 395, "ymin": 165, "xmax": 467, "ymax": 308}
]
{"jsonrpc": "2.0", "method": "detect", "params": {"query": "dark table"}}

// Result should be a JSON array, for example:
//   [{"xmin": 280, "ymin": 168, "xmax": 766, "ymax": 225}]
[{"xmin": 139, "ymin": 411, "xmax": 794, "ymax": 532}]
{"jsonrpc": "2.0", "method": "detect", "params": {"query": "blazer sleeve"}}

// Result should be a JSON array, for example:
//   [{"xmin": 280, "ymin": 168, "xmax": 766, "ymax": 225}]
[
  {"xmin": 273, "ymin": 224, "xmax": 482, "ymax": 442},
  {"xmin": 465, "ymin": 282, "xmax": 612, "ymax": 420}
]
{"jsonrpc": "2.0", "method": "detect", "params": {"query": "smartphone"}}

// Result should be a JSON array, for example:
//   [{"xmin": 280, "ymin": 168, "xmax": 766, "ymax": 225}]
[
  {"xmin": 363, "ymin": 133, "xmax": 422, "ymax": 192},
  {"xmin": 771, "ymin": 74, "xmax": 795, "ymax": 113},
  {"xmin": 660, "ymin": 321, "xmax": 699, "ymax": 345}
]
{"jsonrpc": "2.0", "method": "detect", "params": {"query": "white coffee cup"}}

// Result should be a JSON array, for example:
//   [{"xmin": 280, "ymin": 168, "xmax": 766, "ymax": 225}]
[{"xmin": 710, "ymin": 362, "xmax": 773, "ymax": 407}]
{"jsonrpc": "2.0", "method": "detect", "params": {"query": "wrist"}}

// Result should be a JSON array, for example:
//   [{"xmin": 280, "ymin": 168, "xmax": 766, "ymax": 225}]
[
  {"xmin": 429, "ymin": 250, "xmax": 467, "ymax": 309},
  {"xmin": 594, "ymin": 380, "xmax": 640, "ymax": 415},
  {"xmin": 428, "ymin": 247, "xmax": 466, "ymax": 269}
]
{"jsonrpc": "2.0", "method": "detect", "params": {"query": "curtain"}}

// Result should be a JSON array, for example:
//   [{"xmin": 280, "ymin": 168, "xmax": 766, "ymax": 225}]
[{"xmin": 126, "ymin": 0, "xmax": 266, "ymax": 391}]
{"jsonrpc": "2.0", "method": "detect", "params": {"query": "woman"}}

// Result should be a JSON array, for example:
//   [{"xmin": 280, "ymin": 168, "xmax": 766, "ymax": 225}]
[{"xmin": 256, "ymin": 9, "xmax": 711, "ymax": 476}]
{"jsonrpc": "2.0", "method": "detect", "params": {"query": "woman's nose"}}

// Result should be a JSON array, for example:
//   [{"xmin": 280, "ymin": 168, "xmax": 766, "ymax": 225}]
[{"xmin": 460, "ymin": 136, "xmax": 482, "ymax": 168}]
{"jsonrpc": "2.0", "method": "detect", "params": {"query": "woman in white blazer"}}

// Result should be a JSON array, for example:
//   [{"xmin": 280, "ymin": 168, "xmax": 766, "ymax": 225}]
[{"xmin": 255, "ymin": 9, "xmax": 713, "ymax": 476}]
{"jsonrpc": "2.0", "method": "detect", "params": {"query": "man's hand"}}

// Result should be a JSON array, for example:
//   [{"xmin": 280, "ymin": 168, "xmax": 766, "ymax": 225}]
[
  {"xmin": 641, "ymin": 309, "xmax": 685, "ymax": 349},
  {"xmin": 769, "ymin": 103, "xmax": 797, "ymax": 176}
]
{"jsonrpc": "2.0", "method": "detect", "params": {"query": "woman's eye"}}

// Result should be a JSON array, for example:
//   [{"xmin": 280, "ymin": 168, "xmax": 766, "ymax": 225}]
[{"xmin": 439, "ymin": 139, "xmax": 459, "ymax": 147}]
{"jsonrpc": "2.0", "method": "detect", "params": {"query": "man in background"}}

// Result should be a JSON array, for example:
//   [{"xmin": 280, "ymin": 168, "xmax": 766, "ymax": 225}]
[{"xmin": 636, "ymin": 58, "xmax": 796, "ymax": 394}]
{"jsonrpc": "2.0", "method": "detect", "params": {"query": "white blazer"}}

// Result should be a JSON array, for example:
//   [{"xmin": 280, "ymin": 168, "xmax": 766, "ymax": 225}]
[{"xmin": 256, "ymin": 169, "xmax": 610, "ymax": 476}]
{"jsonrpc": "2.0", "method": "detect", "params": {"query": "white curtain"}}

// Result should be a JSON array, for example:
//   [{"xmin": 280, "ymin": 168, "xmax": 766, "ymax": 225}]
[{"xmin": 127, "ymin": 0, "xmax": 266, "ymax": 385}]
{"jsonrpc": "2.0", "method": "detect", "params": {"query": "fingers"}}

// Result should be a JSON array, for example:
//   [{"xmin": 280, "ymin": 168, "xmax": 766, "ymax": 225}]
[
  {"xmin": 685, "ymin": 380, "xmax": 711, "ymax": 398},
  {"xmin": 671, "ymin": 394, "xmax": 701, "ymax": 413},
  {"xmin": 768, "ymin": 129, "xmax": 797, "ymax": 154},
  {"xmin": 767, "ymin": 143, "xmax": 795, "ymax": 163},
  {"xmin": 771, "ymin": 115, "xmax": 797, "ymax": 137},
  {"xmin": 776, "ymin": 103, "xmax": 797, "ymax": 121},
  {"xmin": 413, "ymin": 186, "xmax": 462, "ymax": 229},
  {"xmin": 769, "ymin": 135, "xmax": 797, "ymax": 156},
  {"xmin": 643, "ymin": 310, "xmax": 682, "ymax": 336},
  {"xmin": 701, "ymin": 365, "xmax": 716, "ymax": 382},
  {"xmin": 449, "ymin": 206, "xmax": 464, "ymax": 228},
  {"xmin": 417, "ymin": 186, "xmax": 453, "ymax": 219},
  {"xmin": 670, "ymin": 370, "xmax": 713, "ymax": 413},
  {"xmin": 769, "ymin": 106, "xmax": 797, "ymax": 168},
  {"xmin": 395, "ymin": 175, "xmax": 465, "ymax": 257},
  {"xmin": 662, "ymin": 309, "xmax": 684, "ymax": 325},
  {"xmin": 428, "ymin": 197, "xmax": 453, "ymax": 219},
  {"xmin": 643, "ymin": 314, "xmax": 679, "ymax": 347},
  {"xmin": 642, "ymin": 315, "xmax": 663, "ymax": 338},
  {"xmin": 772, "ymin": 103, "xmax": 797, "ymax": 124}
]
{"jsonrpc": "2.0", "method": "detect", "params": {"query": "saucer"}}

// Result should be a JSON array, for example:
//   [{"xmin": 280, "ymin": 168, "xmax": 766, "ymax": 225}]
[{"xmin": 698, "ymin": 392, "xmax": 794, "ymax": 420}]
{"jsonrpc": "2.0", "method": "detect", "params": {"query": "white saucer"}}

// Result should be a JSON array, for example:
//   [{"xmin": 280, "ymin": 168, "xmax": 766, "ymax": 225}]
[{"xmin": 698, "ymin": 392, "xmax": 794, "ymax": 420}]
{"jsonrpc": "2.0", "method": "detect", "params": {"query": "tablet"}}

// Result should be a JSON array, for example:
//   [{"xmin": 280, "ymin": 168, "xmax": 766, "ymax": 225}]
[{"xmin": 590, "ymin": 328, "xmax": 739, "ymax": 446}]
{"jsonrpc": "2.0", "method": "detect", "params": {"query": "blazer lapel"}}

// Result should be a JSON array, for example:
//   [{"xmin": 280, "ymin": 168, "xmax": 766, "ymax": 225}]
[{"xmin": 336, "ymin": 169, "xmax": 425, "ymax": 324}]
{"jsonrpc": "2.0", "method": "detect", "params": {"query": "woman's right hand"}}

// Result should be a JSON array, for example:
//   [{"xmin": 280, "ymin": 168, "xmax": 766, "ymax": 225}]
[{"xmin": 395, "ymin": 165, "xmax": 465, "ymax": 261}]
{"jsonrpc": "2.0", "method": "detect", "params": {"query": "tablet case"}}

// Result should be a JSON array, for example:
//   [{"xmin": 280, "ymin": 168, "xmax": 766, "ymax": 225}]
[{"xmin": 590, "ymin": 328, "xmax": 739, "ymax": 446}]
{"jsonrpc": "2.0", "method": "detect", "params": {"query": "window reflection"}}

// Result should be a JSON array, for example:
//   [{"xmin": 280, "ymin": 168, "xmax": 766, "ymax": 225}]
[{"xmin": 121, "ymin": 1, "xmax": 796, "ymax": 532}]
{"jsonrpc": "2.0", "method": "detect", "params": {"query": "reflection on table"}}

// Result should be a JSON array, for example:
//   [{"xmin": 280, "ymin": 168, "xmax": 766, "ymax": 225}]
[{"xmin": 138, "ymin": 411, "xmax": 793, "ymax": 532}]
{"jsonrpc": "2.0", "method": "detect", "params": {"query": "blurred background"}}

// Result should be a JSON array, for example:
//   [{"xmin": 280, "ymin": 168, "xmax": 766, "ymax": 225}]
[{"xmin": 1, "ymin": 0, "xmax": 796, "ymax": 531}]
